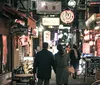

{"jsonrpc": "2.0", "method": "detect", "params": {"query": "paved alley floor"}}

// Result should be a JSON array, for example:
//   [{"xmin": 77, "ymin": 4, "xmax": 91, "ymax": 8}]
[
  {"xmin": 50, "ymin": 70, "xmax": 95, "ymax": 85},
  {"xmin": 14, "ymin": 70, "xmax": 96, "ymax": 85}
]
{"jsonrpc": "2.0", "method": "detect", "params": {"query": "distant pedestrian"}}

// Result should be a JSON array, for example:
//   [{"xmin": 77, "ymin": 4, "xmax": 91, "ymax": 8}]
[
  {"xmin": 65, "ymin": 45, "xmax": 71, "ymax": 53},
  {"xmin": 33, "ymin": 42, "xmax": 56, "ymax": 85},
  {"xmin": 55, "ymin": 44, "xmax": 70, "ymax": 85},
  {"xmin": 69, "ymin": 44, "xmax": 80, "ymax": 79}
]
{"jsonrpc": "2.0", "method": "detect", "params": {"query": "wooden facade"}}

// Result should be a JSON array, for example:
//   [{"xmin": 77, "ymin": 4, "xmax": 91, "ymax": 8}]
[{"xmin": 0, "ymin": 14, "xmax": 12, "ymax": 85}]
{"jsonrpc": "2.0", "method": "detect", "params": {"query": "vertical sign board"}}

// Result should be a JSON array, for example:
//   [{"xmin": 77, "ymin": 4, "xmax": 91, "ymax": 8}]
[
  {"xmin": 97, "ymin": 38, "xmax": 100, "ymax": 56},
  {"xmin": 44, "ymin": 31, "xmax": 51, "ymax": 43},
  {"xmin": 82, "ymin": 43, "xmax": 90, "ymax": 53}
]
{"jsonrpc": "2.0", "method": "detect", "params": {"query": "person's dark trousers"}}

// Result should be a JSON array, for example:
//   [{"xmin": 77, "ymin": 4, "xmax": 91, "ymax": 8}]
[
  {"xmin": 37, "ymin": 79, "xmax": 49, "ymax": 85},
  {"xmin": 73, "ymin": 61, "xmax": 79, "ymax": 79}
]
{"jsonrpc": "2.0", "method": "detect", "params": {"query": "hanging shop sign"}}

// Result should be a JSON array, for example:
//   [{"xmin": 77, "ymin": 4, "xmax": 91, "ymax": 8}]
[
  {"xmin": 42, "ymin": 17, "xmax": 60, "ymax": 26},
  {"xmin": 84, "ymin": 29, "xmax": 90, "ymax": 41},
  {"xmin": 44, "ymin": 31, "xmax": 51, "ymax": 43},
  {"xmin": 37, "ymin": 1, "xmax": 61, "ymax": 14},
  {"xmin": 11, "ymin": 27, "xmax": 28, "ymax": 34},
  {"xmin": 60, "ymin": 10, "xmax": 74, "ymax": 24},
  {"xmin": 11, "ymin": 24, "xmax": 28, "ymax": 34},
  {"xmin": 32, "ymin": 29, "xmax": 38, "ymax": 38}
]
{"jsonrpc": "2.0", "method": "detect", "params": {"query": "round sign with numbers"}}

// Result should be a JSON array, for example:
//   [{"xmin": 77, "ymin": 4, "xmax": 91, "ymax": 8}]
[{"xmin": 60, "ymin": 10, "xmax": 74, "ymax": 24}]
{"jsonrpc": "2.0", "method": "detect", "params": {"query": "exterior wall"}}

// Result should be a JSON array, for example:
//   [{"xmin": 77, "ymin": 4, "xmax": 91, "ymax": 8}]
[
  {"xmin": 13, "ymin": 48, "xmax": 20, "ymax": 68},
  {"xmin": 0, "ymin": 15, "xmax": 12, "ymax": 84},
  {"xmin": 13, "ymin": 36, "xmax": 33, "ymax": 68},
  {"xmin": 0, "ymin": 16, "xmax": 9, "ymax": 35}
]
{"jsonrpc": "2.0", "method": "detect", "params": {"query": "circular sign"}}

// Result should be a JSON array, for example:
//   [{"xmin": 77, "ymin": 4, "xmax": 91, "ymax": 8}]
[{"xmin": 60, "ymin": 10, "xmax": 74, "ymax": 24}]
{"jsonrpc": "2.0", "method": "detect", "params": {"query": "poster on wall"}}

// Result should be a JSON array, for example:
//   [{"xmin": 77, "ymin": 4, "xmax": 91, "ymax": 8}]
[
  {"xmin": 2, "ymin": 35, "xmax": 7, "ymax": 65},
  {"xmin": 96, "ymin": 38, "xmax": 100, "ymax": 56}
]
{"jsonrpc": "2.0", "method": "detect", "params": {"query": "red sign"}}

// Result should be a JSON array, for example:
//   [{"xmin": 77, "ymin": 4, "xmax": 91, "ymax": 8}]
[
  {"xmin": 60, "ymin": 10, "xmax": 74, "ymax": 24},
  {"xmin": 97, "ymin": 38, "xmax": 100, "ymax": 56},
  {"xmin": 82, "ymin": 43, "xmax": 90, "ymax": 53}
]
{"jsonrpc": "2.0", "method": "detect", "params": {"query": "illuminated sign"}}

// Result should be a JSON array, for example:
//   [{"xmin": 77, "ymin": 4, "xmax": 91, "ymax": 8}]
[
  {"xmin": 37, "ymin": 1, "xmax": 61, "ymax": 14},
  {"xmin": 42, "ymin": 18, "xmax": 60, "ymax": 26},
  {"xmin": 44, "ymin": 31, "xmax": 51, "ymax": 43},
  {"xmin": 60, "ymin": 10, "xmax": 74, "ymax": 24},
  {"xmin": 82, "ymin": 43, "xmax": 90, "ymax": 53}
]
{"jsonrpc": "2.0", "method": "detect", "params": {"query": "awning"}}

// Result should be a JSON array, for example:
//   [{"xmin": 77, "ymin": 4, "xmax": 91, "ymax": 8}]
[
  {"xmin": 85, "ymin": 13, "xmax": 100, "ymax": 27},
  {"xmin": 2, "ymin": 4, "xmax": 36, "ymax": 29}
]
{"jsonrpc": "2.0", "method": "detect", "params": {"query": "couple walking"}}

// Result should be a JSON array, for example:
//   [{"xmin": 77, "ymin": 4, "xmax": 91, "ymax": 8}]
[{"xmin": 33, "ymin": 42, "xmax": 77, "ymax": 85}]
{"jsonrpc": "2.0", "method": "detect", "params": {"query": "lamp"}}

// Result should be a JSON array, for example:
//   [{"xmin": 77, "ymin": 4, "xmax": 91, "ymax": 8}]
[{"xmin": 68, "ymin": 0, "xmax": 76, "ymax": 8}]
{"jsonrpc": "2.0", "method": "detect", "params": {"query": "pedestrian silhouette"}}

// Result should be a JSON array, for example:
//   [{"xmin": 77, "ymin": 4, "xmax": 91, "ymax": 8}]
[
  {"xmin": 54, "ymin": 44, "xmax": 70, "ymax": 85},
  {"xmin": 33, "ymin": 42, "xmax": 56, "ymax": 85}
]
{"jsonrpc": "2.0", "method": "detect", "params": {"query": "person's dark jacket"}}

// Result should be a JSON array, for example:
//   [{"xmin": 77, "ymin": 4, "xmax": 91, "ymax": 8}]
[
  {"xmin": 69, "ymin": 49, "xmax": 80, "ymax": 65},
  {"xmin": 33, "ymin": 49, "xmax": 55, "ymax": 80}
]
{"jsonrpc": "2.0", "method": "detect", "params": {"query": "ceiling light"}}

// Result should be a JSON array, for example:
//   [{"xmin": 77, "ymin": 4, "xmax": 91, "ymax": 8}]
[{"xmin": 68, "ymin": 0, "xmax": 76, "ymax": 8}]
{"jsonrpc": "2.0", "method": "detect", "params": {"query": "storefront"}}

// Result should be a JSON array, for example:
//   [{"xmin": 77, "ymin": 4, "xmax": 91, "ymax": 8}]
[
  {"xmin": 85, "ymin": 13, "xmax": 100, "ymax": 56},
  {"xmin": 0, "ymin": 12, "xmax": 12, "ymax": 85},
  {"xmin": 0, "ymin": 4, "xmax": 36, "ymax": 84}
]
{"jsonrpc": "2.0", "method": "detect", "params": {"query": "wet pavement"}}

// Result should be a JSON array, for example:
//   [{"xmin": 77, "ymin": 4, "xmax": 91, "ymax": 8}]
[
  {"xmin": 50, "ymin": 70, "xmax": 95, "ymax": 85},
  {"xmin": 14, "ymin": 70, "xmax": 96, "ymax": 85}
]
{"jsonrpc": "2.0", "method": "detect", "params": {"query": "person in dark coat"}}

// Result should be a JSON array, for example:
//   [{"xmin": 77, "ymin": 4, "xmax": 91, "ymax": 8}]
[
  {"xmin": 55, "ymin": 44, "xmax": 70, "ymax": 85},
  {"xmin": 33, "ymin": 42, "xmax": 56, "ymax": 85},
  {"xmin": 69, "ymin": 44, "xmax": 80, "ymax": 79}
]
